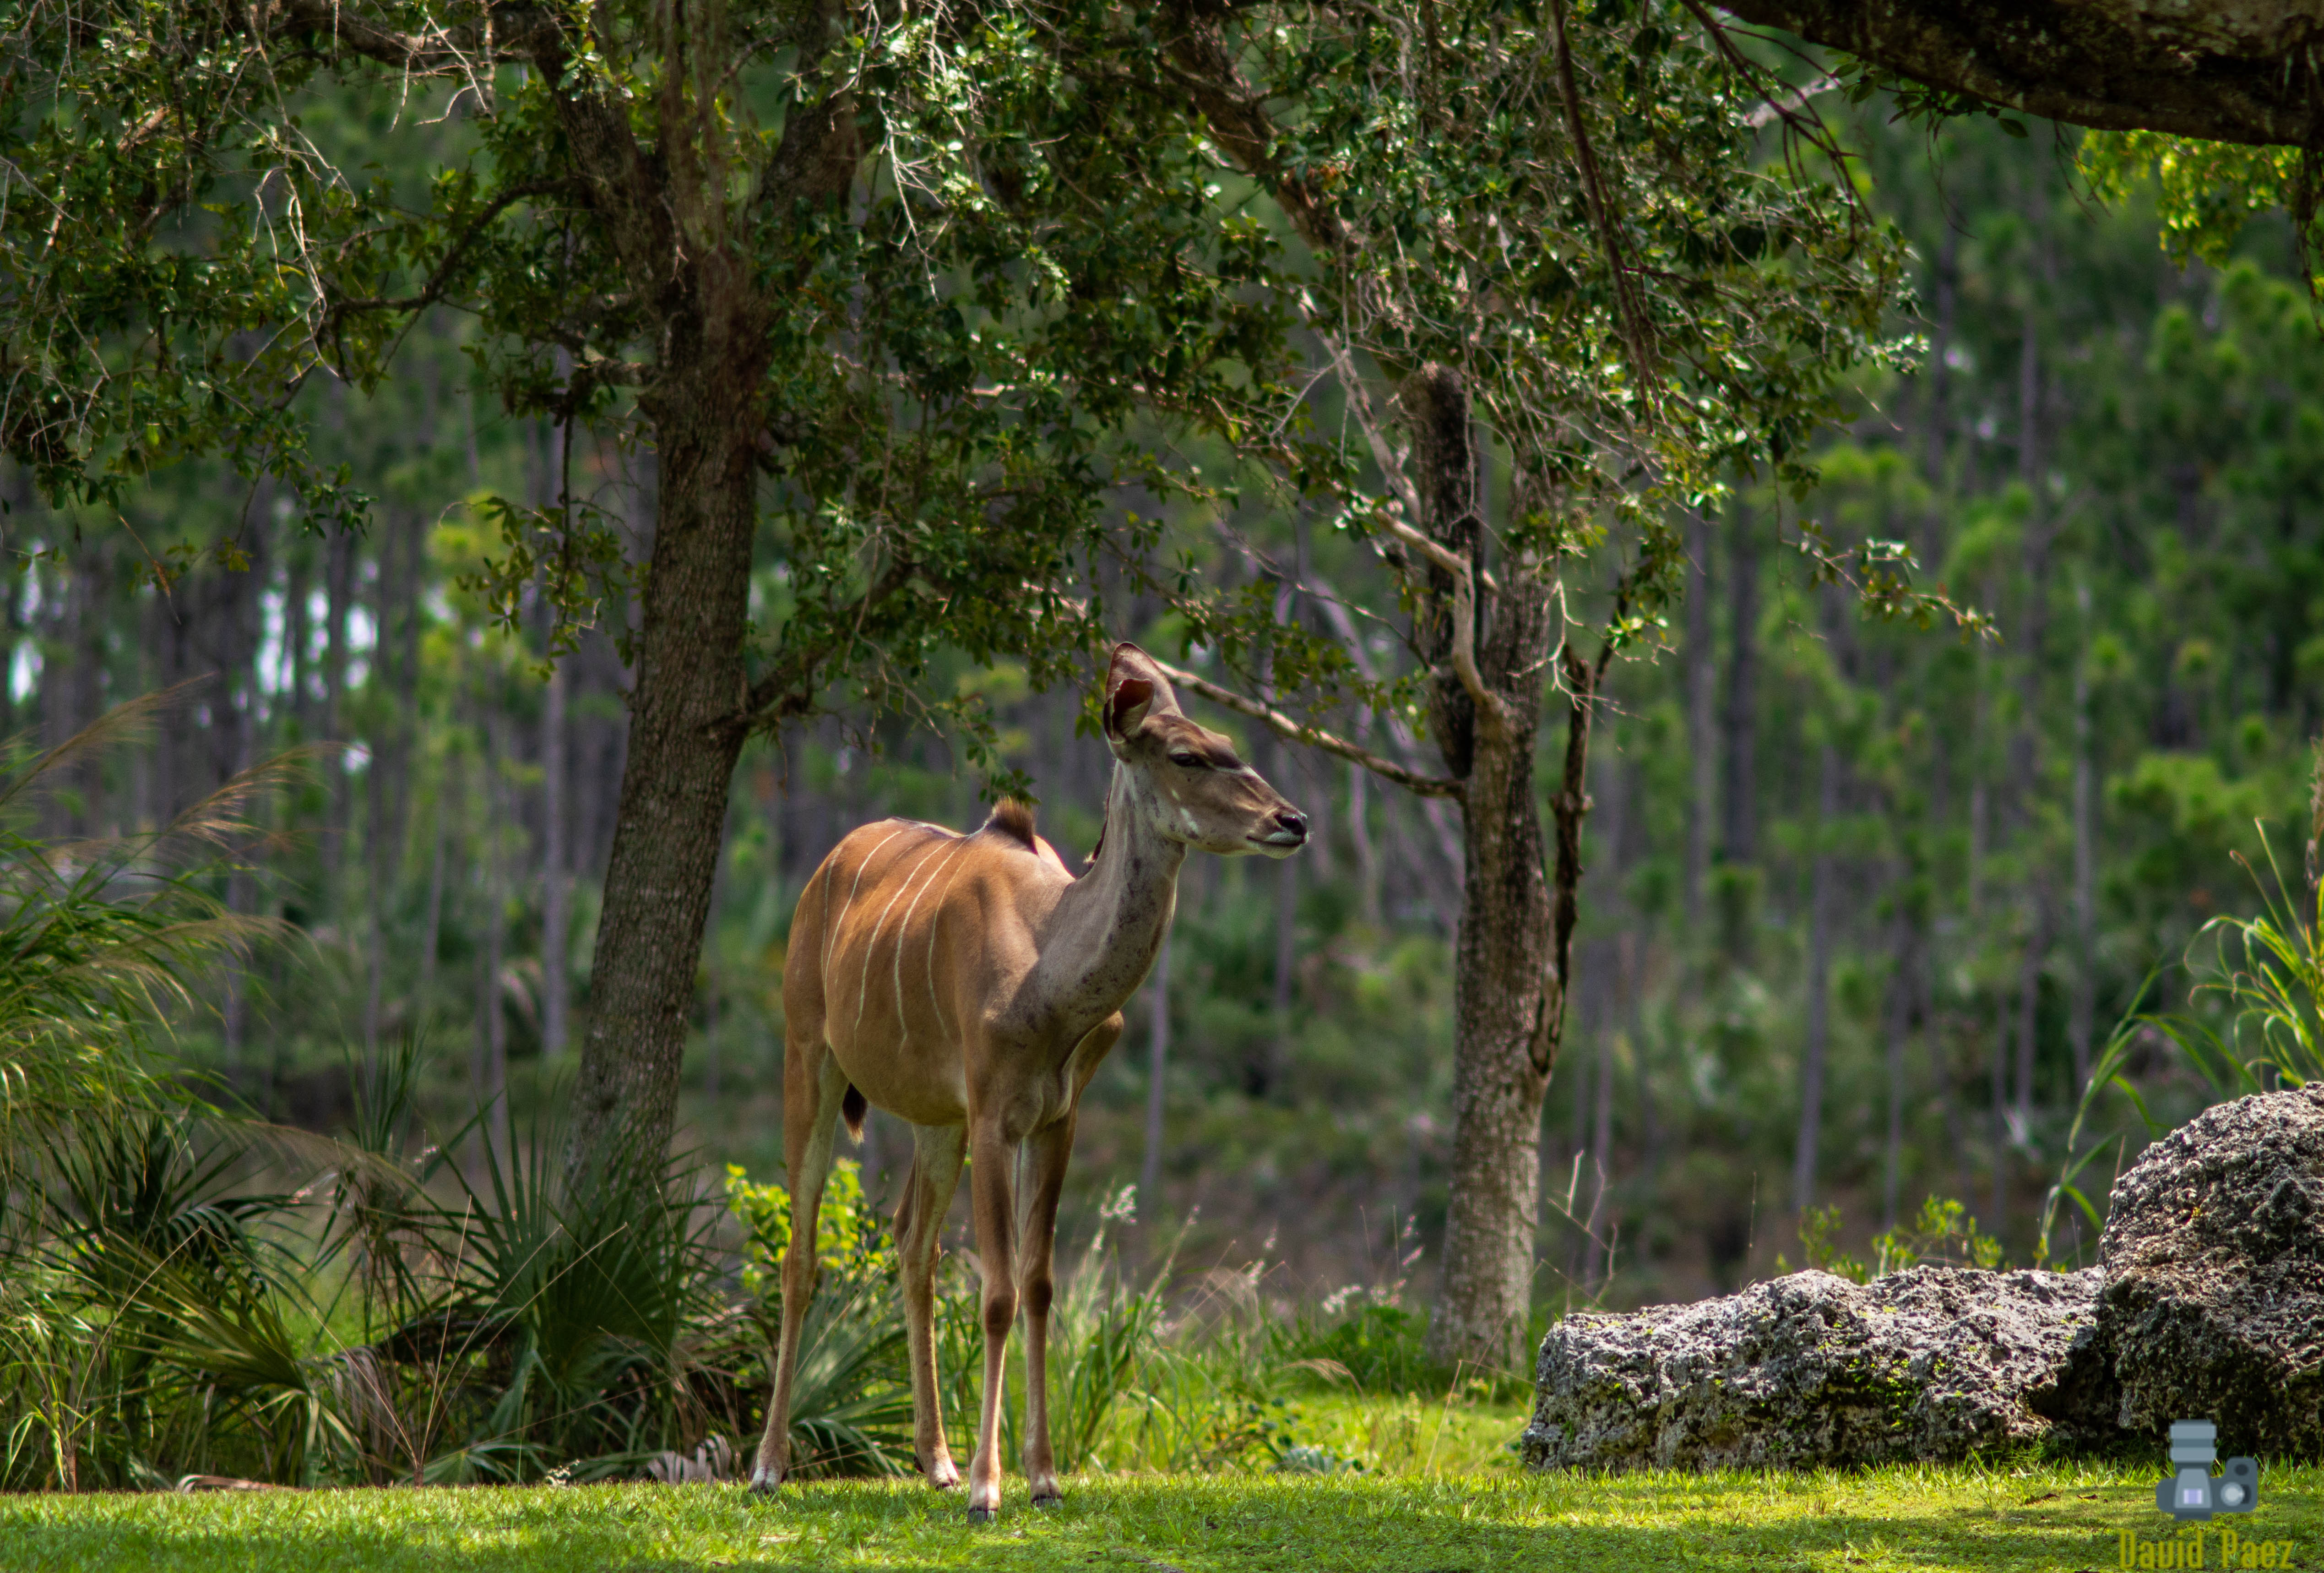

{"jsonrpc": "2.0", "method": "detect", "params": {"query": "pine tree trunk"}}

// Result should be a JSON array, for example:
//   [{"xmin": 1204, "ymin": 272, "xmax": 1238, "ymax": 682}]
[
  {"xmin": 543, "ymin": 652, "xmax": 570, "ymax": 1061},
  {"xmin": 215, "ymin": 503, "xmax": 270, "ymax": 1081},
  {"xmin": 1922, "ymin": 226, "xmax": 1959, "ymax": 563},
  {"xmin": 1683, "ymin": 511, "xmax": 1716, "ymax": 927},
  {"xmin": 1883, "ymin": 907, "xmax": 1915, "ymax": 1230},
  {"xmin": 420, "ymin": 758, "xmax": 450, "ymax": 1021},
  {"xmin": 1792, "ymin": 741, "xmax": 1839, "ymax": 1218},
  {"xmin": 322, "ymin": 518, "xmax": 353, "ymax": 888},
  {"xmin": 2070, "ymin": 584, "xmax": 2096, "ymax": 1095}
]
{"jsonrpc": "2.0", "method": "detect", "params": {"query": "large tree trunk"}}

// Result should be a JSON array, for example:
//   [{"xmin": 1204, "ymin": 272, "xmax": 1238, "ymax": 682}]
[
  {"xmin": 1404, "ymin": 365, "xmax": 1563, "ymax": 1373},
  {"xmin": 565, "ymin": 373, "xmax": 762, "ymax": 1181}
]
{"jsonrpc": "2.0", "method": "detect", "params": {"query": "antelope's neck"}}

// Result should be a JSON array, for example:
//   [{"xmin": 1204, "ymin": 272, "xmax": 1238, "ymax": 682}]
[{"xmin": 1037, "ymin": 762, "xmax": 1185, "ymax": 1025}]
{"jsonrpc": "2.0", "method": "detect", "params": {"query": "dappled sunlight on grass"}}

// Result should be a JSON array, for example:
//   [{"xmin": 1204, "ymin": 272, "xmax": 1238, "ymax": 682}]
[{"xmin": 5, "ymin": 1459, "xmax": 2314, "ymax": 1573}]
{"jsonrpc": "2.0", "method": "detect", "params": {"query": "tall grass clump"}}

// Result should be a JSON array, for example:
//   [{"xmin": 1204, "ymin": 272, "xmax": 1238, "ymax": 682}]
[
  {"xmin": 0, "ymin": 697, "xmax": 320, "ymax": 1488},
  {"xmin": 2038, "ymin": 751, "xmax": 2324, "ymax": 1264}
]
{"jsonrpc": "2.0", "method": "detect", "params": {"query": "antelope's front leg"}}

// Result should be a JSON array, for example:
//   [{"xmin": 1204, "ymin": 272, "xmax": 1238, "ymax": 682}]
[
  {"xmin": 964, "ymin": 1119, "xmax": 1020, "ymax": 1521},
  {"xmin": 1017, "ymin": 1113, "xmax": 1078, "ymax": 1507},
  {"xmin": 898, "ymin": 1122, "xmax": 969, "ymax": 1491}
]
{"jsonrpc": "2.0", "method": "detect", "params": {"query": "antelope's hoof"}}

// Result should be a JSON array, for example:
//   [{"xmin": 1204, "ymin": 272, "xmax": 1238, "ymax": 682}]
[
  {"xmin": 928, "ymin": 1466, "xmax": 961, "ymax": 1491},
  {"xmin": 967, "ymin": 1503, "xmax": 997, "ymax": 1524},
  {"xmin": 748, "ymin": 1467, "xmax": 781, "ymax": 1497},
  {"xmin": 1031, "ymin": 1491, "xmax": 1063, "ymax": 1510}
]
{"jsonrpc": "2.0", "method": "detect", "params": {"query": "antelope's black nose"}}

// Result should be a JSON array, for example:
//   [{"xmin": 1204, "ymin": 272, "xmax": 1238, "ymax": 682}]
[{"xmin": 1271, "ymin": 808, "xmax": 1309, "ymax": 844}]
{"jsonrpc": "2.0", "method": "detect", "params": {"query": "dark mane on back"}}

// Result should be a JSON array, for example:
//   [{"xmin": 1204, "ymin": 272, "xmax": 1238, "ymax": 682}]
[{"xmin": 984, "ymin": 798, "xmax": 1037, "ymax": 848}]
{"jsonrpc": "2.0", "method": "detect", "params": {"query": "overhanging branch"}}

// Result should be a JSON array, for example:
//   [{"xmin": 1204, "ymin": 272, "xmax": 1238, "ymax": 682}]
[
  {"xmin": 268, "ymin": 1, "xmax": 562, "ymax": 75},
  {"xmin": 1150, "ymin": 658, "xmax": 1465, "ymax": 800},
  {"xmin": 1717, "ymin": 0, "xmax": 2324, "ymax": 149}
]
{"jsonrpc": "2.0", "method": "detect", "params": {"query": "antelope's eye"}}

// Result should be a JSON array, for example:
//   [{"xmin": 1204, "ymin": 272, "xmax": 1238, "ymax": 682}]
[{"xmin": 1168, "ymin": 751, "xmax": 1204, "ymax": 768}]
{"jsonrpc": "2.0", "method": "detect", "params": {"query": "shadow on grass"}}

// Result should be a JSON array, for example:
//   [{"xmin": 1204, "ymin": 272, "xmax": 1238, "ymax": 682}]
[{"xmin": 0, "ymin": 1469, "xmax": 2314, "ymax": 1573}]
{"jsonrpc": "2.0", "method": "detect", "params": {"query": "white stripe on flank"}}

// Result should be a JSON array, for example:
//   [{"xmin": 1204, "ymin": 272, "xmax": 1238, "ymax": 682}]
[
  {"xmin": 854, "ymin": 831, "xmax": 945, "ymax": 1046},
  {"xmin": 922, "ymin": 832, "xmax": 981, "ymax": 1044},
  {"xmin": 894, "ymin": 835, "xmax": 969, "ymax": 1046},
  {"xmin": 825, "ymin": 826, "xmax": 918, "ymax": 1038}
]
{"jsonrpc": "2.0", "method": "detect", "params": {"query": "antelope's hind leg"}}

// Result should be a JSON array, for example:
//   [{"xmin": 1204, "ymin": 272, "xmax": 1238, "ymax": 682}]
[
  {"xmin": 898, "ymin": 1122, "xmax": 969, "ymax": 1490},
  {"xmin": 750, "ymin": 1049, "xmax": 851, "ymax": 1495}
]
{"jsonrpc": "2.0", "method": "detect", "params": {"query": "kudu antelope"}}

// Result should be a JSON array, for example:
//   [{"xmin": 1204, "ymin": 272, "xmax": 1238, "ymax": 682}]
[{"xmin": 749, "ymin": 643, "xmax": 1307, "ymax": 1519}]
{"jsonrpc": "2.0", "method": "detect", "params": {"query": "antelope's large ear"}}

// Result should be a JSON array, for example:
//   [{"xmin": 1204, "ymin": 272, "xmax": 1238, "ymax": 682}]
[
  {"xmin": 1102, "ymin": 642, "xmax": 1180, "ymax": 747},
  {"xmin": 1105, "ymin": 643, "xmax": 1182, "ymax": 722},
  {"xmin": 1103, "ymin": 674, "xmax": 1155, "ymax": 747}
]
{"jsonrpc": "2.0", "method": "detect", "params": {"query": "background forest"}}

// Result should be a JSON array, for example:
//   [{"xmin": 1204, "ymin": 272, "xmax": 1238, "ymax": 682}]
[{"xmin": 10, "ymin": 96, "xmax": 2308, "ymax": 1325}]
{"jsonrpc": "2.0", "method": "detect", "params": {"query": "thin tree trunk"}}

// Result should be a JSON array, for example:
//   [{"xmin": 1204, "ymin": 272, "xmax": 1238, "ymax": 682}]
[
  {"xmin": 1348, "ymin": 728, "xmax": 1380, "ymax": 927},
  {"xmin": 1792, "ymin": 742, "xmax": 1839, "ymax": 1218},
  {"xmin": 1883, "ymin": 909, "xmax": 1914, "ymax": 1230},
  {"xmin": 420, "ymin": 756, "xmax": 451, "ymax": 1021},
  {"xmin": 322, "ymin": 519, "xmax": 353, "ymax": 889},
  {"xmin": 1265, "ymin": 582, "xmax": 1296, "ymax": 1099},
  {"xmin": 1968, "ymin": 581, "xmax": 1995, "ymax": 919},
  {"xmin": 1922, "ymin": 224, "xmax": 1959, "ymax": 567},
  {"xmin": 477, "ymin": 719, "xmax": 509, "ymax": 1168},
  {"xmin": 0, "ymin": 467, "xmax": 25, "ymax": 750},
  {"xmin": 1720, "ymin": 502, "xmax": 1759, "ymax": 867},
  {"xmin": 40, "ymin": 552, "xmax": 81, "ymax": 838},
  {"xmin": 284, "ymin": 538, "xmax": 313, "ymax": 742},
  {"xmin": 67, "ymin": 552, "xmax": 103, "ymax": 833},
  {"xmin": 543, "ymin": 652, "xmax": 570, "ymax": 1061},
  {"xmin": 1683, "ymin": 510, "xmax": 1716, "ymax": 927},
  {"xmin": 1580, "ymin": 984, "xmax": 1617, "ymax": 1290},
  {"xmin": 2015, "ymin": 894, "xmax": 2050, "ymax": 1131},
  {"xmin": 1141, "ymin": 927, "xmax": 1172, "ymax": 1241},
  {"xmin": 217, "ymin": 499, "xmax": 271, "ymax": 1085},
  {"xmin": 1989, "ymin": 993, "xmax": 2009, "ymax": 1233},
  {"xmin": 364, "ymin": 514, "xmax": 407, "ymax": 1071},
  {"xmin": 2070, "ymin": 583, "xmax": 2096, "ymax": 1096},
  {"xmin": 1580, "ymin": 741, "xmax": 1627, "ymax": 1290}
]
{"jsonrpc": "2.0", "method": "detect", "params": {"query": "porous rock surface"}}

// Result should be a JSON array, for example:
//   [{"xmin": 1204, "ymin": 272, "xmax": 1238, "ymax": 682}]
[
  {"xmin": 1520, "ymin": 1265, "xmax": 2103, "ymax": 1471},
  {"xmin": 2043, "ymin": 1084, "xmax": 2324, "ymax": 1458}
]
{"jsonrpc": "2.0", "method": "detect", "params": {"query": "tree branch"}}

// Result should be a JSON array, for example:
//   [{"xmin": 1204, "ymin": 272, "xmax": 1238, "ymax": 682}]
[
  {"xmin": 1157, "ymin": 0, "xmax": 1355, "ymax": 262},
  {"xmin": 1149, "ymin": 658, "xmax": 1466, "ymax": 799},
  {"xmin": 326, "ymin": 180, "xmax": 577, "ymax": 323},
  {"xmin": 1550, "ymin": 0, "xmax": 1659, "ymax": 402},
  {"xmin": 1317, "ymin": 330, "xmax": 1422, "ymax": 523},
  {"xmin": 268, "ymin": 1, "xmax": 561, "ymax": 74}
]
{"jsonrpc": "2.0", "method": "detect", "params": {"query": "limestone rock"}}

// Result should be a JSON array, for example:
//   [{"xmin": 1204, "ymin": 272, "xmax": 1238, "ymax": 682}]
[
  {"xmin": 2045, "ymin": 1085, "xmax": 2324, "ymax": 1458},
  {"xmin": 1520, "ymin": 1265, "xmax": 2103, "ymax": 1471}
]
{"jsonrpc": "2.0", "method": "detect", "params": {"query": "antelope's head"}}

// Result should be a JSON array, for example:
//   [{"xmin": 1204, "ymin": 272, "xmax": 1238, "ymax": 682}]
[{"xmin": 1100, "ymin": 643, "xmax": 1308, "ymax": 859}]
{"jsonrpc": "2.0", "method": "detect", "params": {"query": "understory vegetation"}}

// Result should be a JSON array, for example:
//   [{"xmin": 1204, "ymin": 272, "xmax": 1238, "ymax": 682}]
[{"xmin": 0, "ymin": 720, "xmax": 1508, "ymax": 1490}]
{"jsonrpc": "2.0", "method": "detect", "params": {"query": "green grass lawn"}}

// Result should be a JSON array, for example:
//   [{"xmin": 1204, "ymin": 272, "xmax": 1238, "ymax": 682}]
[{"xmin": 6, "ymin": 1455, "xmax": 2317, "ymax": 1573}]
